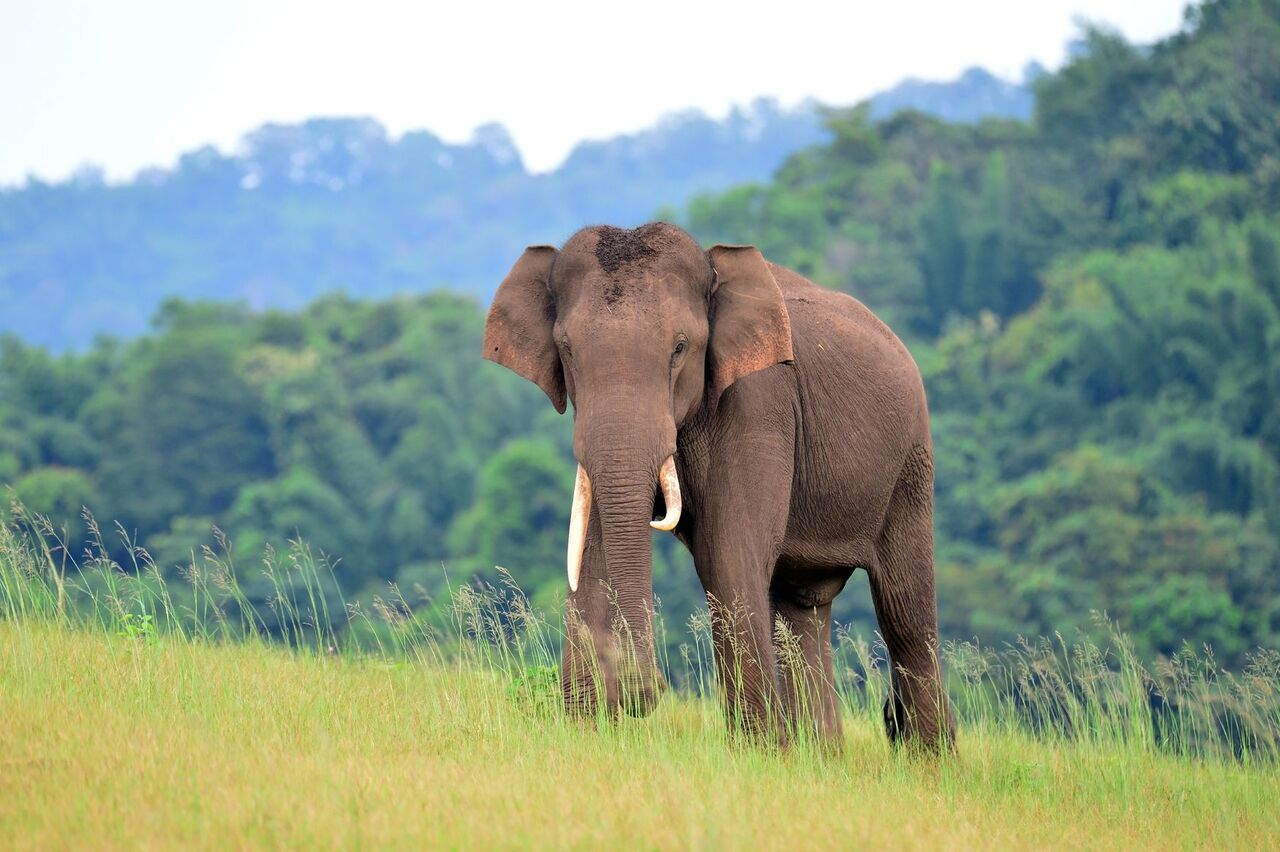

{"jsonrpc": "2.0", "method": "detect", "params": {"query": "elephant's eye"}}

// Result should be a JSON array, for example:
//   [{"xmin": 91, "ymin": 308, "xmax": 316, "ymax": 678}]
[{"xmin": 671, "ymin": 340, "xmax": 687, "ymax": 362}]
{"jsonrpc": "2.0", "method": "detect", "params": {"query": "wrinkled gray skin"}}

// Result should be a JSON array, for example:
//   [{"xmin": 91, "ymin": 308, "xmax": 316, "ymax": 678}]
[{"xmin": 483, "ymin": 223, "xmax": 954, "ymax": 750}]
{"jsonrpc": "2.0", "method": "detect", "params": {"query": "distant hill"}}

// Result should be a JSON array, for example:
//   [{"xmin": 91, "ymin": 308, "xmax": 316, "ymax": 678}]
[
  {"xmin": 0, "ymin": 70, "xmax": 1030, "ymax": 349},
  {"xmin": 869, "ymin": 65, "xmax": 1039, "ymax": 122}
]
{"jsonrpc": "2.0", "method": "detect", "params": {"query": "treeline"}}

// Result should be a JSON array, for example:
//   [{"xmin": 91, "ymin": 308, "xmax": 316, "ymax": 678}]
[{"xmin": 2, "ymin": 0, "xmax": 1279, "ymax": 664}]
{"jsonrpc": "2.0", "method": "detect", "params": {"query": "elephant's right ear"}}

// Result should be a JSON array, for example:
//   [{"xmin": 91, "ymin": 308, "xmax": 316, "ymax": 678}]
[{"xmin": 483, "ymin": 246, "xmax": 566, "ymax": 413}]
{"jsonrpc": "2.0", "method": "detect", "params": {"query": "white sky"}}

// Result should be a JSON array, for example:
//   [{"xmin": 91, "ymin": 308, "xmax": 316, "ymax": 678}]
[{"xmin": 0, "ymin": 0, "xmax": 1189, "ymax": 185}]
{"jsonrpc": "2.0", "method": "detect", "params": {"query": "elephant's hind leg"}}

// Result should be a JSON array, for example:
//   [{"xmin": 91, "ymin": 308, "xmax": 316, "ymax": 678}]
[
  {"xmin": 772, "ymin": 591, "xmax": 843, "ymax": 747},
  {"xmin": 868, "ymin": 444, "xmax": 955, "ymax": 752}
]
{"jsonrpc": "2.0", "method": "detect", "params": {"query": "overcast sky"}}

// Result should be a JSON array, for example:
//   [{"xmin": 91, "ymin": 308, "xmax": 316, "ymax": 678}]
[{"xmin": 0, "ymin": 0, "xmax": 1189, "ymax": 185}]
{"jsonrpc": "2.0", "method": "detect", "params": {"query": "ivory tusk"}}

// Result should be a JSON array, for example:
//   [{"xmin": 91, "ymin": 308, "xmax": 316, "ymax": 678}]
[
  {"xmin": 567, "ymin": 464, "xmax": 592, "ymax": 591},
  {"xmin": 650, "ymin": 456, "xmax": 682, "ymax": 531}
]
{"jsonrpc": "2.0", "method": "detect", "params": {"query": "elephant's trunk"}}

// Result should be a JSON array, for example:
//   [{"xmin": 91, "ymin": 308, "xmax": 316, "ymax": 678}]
[
  {"xmin": 567, "ymin": 456, "xmax": 680, "ymax": 591},
  {"xmin": 589, "ymin": 462, "xmax": 662, "ymax": 716},
  {"xmin": 566, "ymin": 398, "xmax": 675, "ymax": 716}
]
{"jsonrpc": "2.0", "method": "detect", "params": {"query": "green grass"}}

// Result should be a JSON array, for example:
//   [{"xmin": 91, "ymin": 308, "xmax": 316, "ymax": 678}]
[{"xmin": 2, "ymin": 506, "xmax": 1279, "ymax": 849}]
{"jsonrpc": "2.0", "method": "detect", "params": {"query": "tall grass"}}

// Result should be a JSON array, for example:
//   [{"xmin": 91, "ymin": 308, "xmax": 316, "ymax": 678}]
[
  {"xmin": 3, "ymin": 499, "xmax": 1277, "ymax": 765},
  {"xmin": 5, "ymin": 501, "xmax": 1280, "ymax": 847}
]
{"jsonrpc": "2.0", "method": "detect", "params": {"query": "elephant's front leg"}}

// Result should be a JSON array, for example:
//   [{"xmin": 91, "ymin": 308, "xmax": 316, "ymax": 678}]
[
  {"xmin": 690, "ymin": 393, "xmax": 795, "ymax": 743},
  {"xmin": 701, "ymin": 565, "xmax": 782, "ymax": 742}
]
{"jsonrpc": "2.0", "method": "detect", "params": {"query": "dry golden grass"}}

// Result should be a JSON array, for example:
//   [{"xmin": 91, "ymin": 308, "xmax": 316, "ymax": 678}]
[{"xmin": 3, "ymin": 619, "xmax": 1278, "ymax": 851}]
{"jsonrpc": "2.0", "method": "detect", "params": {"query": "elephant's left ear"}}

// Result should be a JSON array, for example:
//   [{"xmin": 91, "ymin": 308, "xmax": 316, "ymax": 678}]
[{"xmin": 707, "ymin": 245, "xmax": 794, "ymax": 402}]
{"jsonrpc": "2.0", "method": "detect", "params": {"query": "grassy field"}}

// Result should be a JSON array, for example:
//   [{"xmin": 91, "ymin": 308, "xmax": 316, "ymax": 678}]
[
  {"xmin": 2, "ymin": 511, "xmax": 1279, "ymax": 849},
  {"xmin": 4, "ymin": 621, "xmax": 1279, "ymax": 849}
]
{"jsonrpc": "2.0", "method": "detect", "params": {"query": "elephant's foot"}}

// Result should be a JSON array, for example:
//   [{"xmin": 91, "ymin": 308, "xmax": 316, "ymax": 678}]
[
  {"xmin": 883, "ymin": 691, "xmax": 956, "ymax": 754},
  {"xmin": 883, "ymin": 692, "xmax": 908, "ymax": 744}
]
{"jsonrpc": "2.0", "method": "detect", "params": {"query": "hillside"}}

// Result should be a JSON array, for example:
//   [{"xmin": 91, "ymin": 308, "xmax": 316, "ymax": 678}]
[{"xmin": 0, "ymin": 70, "xmax": 1031, "ymax": 350}]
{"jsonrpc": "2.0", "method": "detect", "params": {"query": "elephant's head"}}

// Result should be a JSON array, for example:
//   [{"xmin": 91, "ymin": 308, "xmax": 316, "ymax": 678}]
[{"xmin": 483, "ymin": 223, "xmax": 793, "ymax": 716}]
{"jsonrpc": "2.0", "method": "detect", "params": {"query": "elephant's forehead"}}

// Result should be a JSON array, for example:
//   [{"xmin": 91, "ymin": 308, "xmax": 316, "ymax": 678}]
[
  {"xmin": 558, "ymin": 285, "xmax": 705, "ymax": 339},
  {"xmin": 555, "ymin": 265, "xmax": 709, "ymax": 319},
  {"xmin": 558, "ymin": 252, "xmax": 702, "ymax": 288},
  {"xmin": 558, "ymin": 271, "xmax": 698, "ymax": 319}
]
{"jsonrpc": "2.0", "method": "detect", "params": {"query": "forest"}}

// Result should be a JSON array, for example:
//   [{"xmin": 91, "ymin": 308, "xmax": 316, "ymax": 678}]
[{"xmin": 2, "ymin": 0, "xmax": 1278, "ymax": 666}]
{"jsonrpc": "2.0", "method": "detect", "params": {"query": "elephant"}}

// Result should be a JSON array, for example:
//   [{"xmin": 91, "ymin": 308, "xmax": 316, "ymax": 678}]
[{"xmin": 483, "ymin": 222, "xmax": 954, "ymax": 750}]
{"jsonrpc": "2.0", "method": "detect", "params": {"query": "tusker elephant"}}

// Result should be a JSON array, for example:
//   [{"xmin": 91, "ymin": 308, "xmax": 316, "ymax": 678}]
[{"xmin": 483, "ymin": 222, "xmax": 954, "ymax": 750}]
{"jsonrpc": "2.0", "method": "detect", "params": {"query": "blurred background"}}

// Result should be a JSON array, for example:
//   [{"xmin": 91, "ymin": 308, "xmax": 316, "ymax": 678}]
[{"xmin": 1, "ymin": 0, "xmax": 1277, "ymax": 667}]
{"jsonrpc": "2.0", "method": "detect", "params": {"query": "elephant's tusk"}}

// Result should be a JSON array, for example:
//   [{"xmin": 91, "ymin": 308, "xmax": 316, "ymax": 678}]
[
  {"xmin": 567, "ymin": 464, "xmax": 592, "ymax": 592},
  {"xmin": 650, "ymin": 456, "xmax": 682, "ymax": 531}
]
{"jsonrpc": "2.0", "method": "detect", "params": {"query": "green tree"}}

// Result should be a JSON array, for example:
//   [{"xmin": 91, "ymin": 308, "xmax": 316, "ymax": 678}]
[
  {"xmin": 11, "ymin": 467, "xmax": 98, "ymax": 544},
  {"xmin": 446, "ymin": 439, "xmax": 574, "ymax": 598},
  {"xmin": 918, "ymin": 159, "xmax": 968, "ymax": 330},
  {"xmin": 964, "ymin": 151, "xmax": 1014, "ymax": 315},
  {"xmin": 85, "ymin": 315, "xmax": 275, "ymax": 535}
]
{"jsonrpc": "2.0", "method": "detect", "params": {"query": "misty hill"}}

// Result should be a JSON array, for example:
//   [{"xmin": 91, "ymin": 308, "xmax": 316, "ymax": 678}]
[
  {"xmin": 0, "ymin": 70, "xmax": 1030, "ymax": 349},
  {"xmin": 869, "ymin": 65, "xmax": 1039, "ymax": 122}
]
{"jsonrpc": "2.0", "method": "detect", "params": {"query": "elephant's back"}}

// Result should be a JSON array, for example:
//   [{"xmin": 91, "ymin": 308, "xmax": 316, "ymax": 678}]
[
  {"xmin": 767, "ymin": 262, "xmax": 926, "ymax": 429},
  {"xmin": 765, "ymin": 262, "xmax": 930, "ymax": 565}
]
